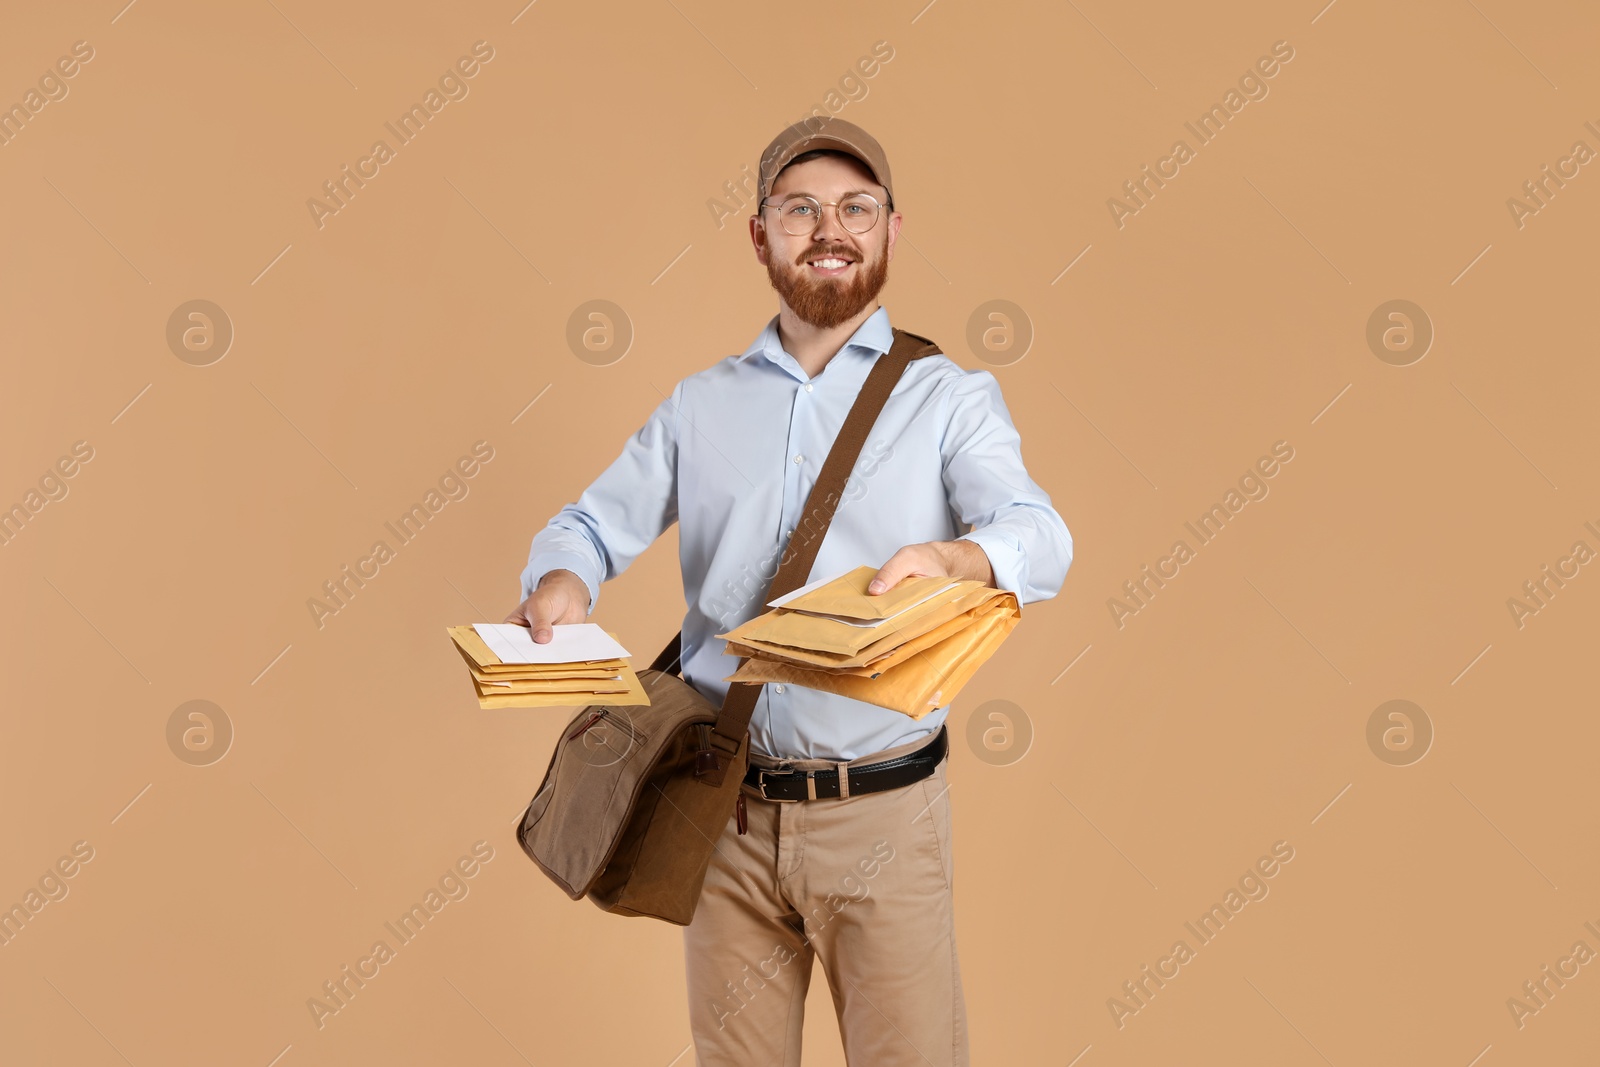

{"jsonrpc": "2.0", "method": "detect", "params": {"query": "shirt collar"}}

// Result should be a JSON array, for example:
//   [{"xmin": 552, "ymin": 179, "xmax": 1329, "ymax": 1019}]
[{"xmin": 737, "ymin": 306, "xmax": 894, "ymax": 366}]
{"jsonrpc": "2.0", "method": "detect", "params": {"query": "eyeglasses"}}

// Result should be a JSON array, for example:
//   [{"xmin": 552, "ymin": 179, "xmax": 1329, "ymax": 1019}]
[{"xmin": 759, "ymin": 192, "xmax": 888, "ymax": 235}]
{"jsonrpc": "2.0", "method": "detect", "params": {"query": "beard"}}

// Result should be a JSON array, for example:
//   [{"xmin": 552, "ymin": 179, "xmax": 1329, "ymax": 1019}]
[{"xmin": 765, "ymin": 234, "xmax": 890, "ymax": 329}]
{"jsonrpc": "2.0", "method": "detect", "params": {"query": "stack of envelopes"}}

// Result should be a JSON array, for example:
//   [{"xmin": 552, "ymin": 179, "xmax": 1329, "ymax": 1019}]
[
  {"xmin": 716, "ymin": 565, "xmax": 1020, "ymax": 719},
  {"xmin": 445, "ymin": 622, "xmax": 650, "ymax": 709}
]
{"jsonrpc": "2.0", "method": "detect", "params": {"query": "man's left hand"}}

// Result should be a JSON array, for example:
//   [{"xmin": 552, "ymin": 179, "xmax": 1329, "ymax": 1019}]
[{"xmin": 868, "ymin": 540, "xmax": 996, "ymax": 595}]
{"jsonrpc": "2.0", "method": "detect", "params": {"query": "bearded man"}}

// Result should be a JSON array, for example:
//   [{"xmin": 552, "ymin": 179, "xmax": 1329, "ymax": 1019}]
[{"xmin": 508, "ymin": 118, "xmax": 1073, "ymax": 1066}]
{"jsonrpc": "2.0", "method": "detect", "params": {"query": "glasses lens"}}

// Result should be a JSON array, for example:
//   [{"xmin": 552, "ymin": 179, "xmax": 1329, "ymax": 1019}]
[
  {"xmin": 778, "ymin": 196, "xmax": 820, "ymax": 236},
  {"xmin": 838, "ymin": 193, "xmax": 880, "ymax": 233}
]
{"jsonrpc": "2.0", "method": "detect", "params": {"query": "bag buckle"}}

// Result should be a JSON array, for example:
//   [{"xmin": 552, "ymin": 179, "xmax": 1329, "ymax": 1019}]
[
  {"xmin": 693, "ymin": 723, "xmax": 720, "ymax": 779},
  {"xmin": 756, "ymin": 769, "xmax": 803, "ymax": 802}
]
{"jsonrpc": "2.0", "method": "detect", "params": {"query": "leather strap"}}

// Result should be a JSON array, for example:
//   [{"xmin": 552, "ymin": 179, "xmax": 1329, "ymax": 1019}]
[
  {"xmin": 657, "ymin": 327, "xmax": 942, "ymax": 786},
  {"xmin": 743, "ymin": 724, "xmax": 948, "ymax": 802}
]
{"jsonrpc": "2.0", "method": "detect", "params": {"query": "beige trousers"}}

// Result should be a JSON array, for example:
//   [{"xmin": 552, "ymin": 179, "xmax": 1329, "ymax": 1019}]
[{"xmin": 682, "ymin": 728, "xmax": 969, "ymax": 1066}]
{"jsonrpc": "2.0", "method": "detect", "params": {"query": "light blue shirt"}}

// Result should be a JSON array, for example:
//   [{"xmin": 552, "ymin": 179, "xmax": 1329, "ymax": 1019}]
[{"xmin": 520, "ymin": 305, "xmax": 1073, "ymax": 761}]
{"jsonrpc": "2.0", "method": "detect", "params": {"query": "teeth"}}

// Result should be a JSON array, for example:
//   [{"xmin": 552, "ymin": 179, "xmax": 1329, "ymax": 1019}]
[{"xmin": 811, "ymin": 259, "xmax": 850, "ymax": 269}]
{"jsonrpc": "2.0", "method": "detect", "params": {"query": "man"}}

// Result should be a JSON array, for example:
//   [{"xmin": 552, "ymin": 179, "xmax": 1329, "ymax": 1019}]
[{"xmin": 506, "ymin": 118, "xmax": 1072, "ymax": 1066}]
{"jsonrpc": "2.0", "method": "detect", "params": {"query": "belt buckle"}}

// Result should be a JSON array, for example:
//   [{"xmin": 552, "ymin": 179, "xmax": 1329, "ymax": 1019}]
[{"xmin": 756, "ymin": 768, "xmax": 802, "ymax": 802}]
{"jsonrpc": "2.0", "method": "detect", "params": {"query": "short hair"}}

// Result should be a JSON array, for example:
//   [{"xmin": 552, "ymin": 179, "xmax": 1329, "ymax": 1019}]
[{"xmin": 771, "ymin": 149, "xmax": 893, "ymax": 211}]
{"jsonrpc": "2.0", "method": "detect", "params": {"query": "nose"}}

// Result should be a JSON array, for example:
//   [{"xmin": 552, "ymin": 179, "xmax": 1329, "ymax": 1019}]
[{"xmin": 810, "ymin": 202, "xmax": 850, "ymax": 243}]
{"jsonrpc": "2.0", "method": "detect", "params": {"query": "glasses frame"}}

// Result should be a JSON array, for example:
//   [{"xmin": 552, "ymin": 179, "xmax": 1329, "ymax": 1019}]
[{"xmin": 757, "ymin": 191, "xmax": 892, "ymax": 236}]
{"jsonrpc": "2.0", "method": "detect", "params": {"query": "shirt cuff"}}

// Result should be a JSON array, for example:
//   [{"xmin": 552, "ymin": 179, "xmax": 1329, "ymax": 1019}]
[
  {"xmin": 957, "ymin": 528, "xmax": 1024, "ymax": 613},
  {"xmin": 521, "ymin": 551, "xmax": 600, "ymax": 612}
]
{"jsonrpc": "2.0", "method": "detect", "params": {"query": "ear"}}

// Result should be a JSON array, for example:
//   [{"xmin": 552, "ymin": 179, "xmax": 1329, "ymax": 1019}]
[{"xmin": 749, "ymin": 214, "xmax": 770, "ymax": 265}]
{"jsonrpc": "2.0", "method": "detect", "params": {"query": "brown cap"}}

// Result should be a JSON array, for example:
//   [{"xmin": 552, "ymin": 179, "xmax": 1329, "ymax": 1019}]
[{"xmin": 758, "ymin": 117, "xmax": 894, "ymax": 210}]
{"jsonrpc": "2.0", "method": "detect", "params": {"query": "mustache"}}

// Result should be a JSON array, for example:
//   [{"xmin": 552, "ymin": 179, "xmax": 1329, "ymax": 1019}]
[{"xmin": 795, "ymin": 246, "xmax": 859, "ymax": 264}]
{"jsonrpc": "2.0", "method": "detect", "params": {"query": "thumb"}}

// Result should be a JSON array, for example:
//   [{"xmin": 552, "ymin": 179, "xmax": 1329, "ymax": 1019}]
[
  {"xmin": 868, "ymin": 557, "xmax": 907, "ymax": 596},
  {"xmin": 526, "ymin": 597, "xmax": 555, "ymax": 643}
]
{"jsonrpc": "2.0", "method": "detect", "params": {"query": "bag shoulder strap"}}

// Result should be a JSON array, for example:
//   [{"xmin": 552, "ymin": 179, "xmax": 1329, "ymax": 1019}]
[{"xmin": 653, "ymin": 326, "xmax": 942, "ymax": 777}]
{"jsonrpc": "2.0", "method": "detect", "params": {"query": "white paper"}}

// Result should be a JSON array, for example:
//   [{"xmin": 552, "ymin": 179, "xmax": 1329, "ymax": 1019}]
[{"xmin": 472, "ymin": 622, "xmax": 630, "ymax": 664}]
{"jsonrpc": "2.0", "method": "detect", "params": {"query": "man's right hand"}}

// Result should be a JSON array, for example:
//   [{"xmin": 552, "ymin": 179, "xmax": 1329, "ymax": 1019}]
[{"xmin": 503, "ymin": 569, "xmax": 591, "ymax": 642}]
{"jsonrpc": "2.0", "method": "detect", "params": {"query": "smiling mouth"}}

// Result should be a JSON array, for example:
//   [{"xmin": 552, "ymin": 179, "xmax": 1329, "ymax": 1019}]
[{"xmin": 805, "ymin": 256, "xmax": 856, "ymax": 275}]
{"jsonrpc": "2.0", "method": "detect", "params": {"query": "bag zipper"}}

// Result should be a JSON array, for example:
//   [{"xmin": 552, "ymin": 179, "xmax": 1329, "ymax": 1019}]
[
  {"xmin": 568, "ymin": 708, "xmax": 606, "ymax": 741},
  {"xmin": 568, "ymin": 707, "xmax": 644, "ymax": 747}
]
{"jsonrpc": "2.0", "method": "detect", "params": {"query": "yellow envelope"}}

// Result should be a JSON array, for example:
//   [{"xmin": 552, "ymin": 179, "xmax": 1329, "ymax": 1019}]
[
  {"xmin": 470, "ymin": 666, "xmax": 650, "ymax": 709},
  {"xmin": 725, "ymin": 593, "xmax": 1017, "ymax": 675},
  {"xmin": 724, "ymin": 604, "xmax": 1019, "ymax": 719},
  {"xmin": 721, "ymin": 585, "xmax": 1016, "ymax": 666},
  {"xmin": 719, "ymin": 581, "xmax": 993, "ymax": 657},
  {"xmin": 448, "ymin": 625, "xmax": 652, "ymax": 709},
  {"xmin": 472, "ymin": 675, "xmax": 630, "ymax": 694},
  {"xmin": 850, "ymin": 594, "xmax": 1018, "ymax": 675},
  {"xmin": 450, "ymin": 640, "xmax": 623, "ymax": 683},
  {"xmin": 777, "ymin": 565, "xmax": 970, "ymax": 621},
  {"xmin": 472, "ymin": 667, "xmax": 628, "ymax": 682}
]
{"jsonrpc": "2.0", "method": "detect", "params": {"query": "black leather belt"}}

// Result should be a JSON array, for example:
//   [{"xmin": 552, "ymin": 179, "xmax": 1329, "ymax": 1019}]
[{"xmin": 743, "ymin": 725, "xmax": 947, "ymax": 802}]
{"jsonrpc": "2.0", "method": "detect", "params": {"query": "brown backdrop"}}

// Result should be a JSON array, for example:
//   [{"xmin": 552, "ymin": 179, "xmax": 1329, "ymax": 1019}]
[{"xmin": 3, "ymin": 0, "xmax": 1597, "ymax": 1064}]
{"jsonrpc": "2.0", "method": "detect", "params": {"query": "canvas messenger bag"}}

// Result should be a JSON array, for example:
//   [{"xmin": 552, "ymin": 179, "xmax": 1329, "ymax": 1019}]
[{"xmin": 516, "ymin": 328, "xmax": 942, "ymax": 926}]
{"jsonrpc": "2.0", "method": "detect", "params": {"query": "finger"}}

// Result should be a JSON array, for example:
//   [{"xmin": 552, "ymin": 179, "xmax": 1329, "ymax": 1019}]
[
  {"xmin": 868, "ymin": 547, "xmax": 914, "ymax": 594},
  {"xmin": 501, "ymin": 595, "xmax": 537, "ymax": 625},
  {"xmin": 871, "ymin": 544, "xmax": 947, "ymax": 594},
  {"xmin": 526, "ymin": 597, "xmax": 555, "ymax": 642}
]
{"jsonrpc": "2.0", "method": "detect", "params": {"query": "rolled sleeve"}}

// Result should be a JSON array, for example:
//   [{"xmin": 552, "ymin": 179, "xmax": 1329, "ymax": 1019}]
[
  {"xmin": 941, "ymin": 368, "xmax": 1074, "ymax": 607},
  {"xmin": 519, "ymin": 382, "xmax": 682, "ymax": 611},
  {"xmin": 957, "ymin": 524, "xmax": 1027, "ymax": 602}
]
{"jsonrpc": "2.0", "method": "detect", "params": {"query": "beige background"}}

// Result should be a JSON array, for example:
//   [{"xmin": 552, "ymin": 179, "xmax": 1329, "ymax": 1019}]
[{"xmin": 2, "ymin": 0, "xmax": 1597, "ymax": 1064}]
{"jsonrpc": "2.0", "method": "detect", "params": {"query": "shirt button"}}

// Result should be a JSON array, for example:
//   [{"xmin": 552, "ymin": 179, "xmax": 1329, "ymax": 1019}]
[
  {"xmin": 773, "ymin": 684, "xmax": 786, "ymax": 693},
  {"xmin": 793, "ymin": 454, "xmax": 804, "ymax": 464},
  {"xmin": 804, "ymin": 383, "xmax": 813, "ymax": 392}
]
